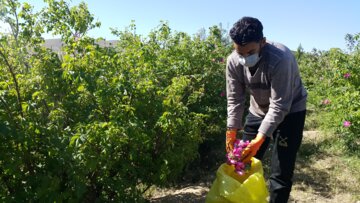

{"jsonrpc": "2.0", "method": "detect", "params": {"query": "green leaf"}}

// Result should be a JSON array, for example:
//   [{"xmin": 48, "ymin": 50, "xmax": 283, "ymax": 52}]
[
  {"xmin": 77, "ymin": 84, "xmax": 85, "ymax": 92},
  {"xmin": 70, "ymin": 134, "xmax": 80, "ymax": 146}
]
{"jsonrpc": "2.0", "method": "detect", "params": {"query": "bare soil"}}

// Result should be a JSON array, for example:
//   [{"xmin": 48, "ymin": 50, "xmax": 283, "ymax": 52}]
[{"xmin": 146, "ymin": 131, "xmax": 360, "ymax": 203}]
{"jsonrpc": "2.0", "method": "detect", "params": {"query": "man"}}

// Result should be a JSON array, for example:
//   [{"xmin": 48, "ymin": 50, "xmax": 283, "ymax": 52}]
[{"xmin": 225, "ymin": 16, "xmax": 307, "ymax": 203}]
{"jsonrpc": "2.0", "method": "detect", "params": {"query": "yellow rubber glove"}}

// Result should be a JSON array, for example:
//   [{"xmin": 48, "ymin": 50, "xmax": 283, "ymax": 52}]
[
  {"xmin": 241, "ymin": 133, "xmax": 266, "ymax": 163},
  {"xmin": 226, "ymin": 129, "xmax": 237, "ymax": 153}
]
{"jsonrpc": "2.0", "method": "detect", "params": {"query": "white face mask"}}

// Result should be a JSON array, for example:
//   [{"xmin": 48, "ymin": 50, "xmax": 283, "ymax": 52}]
[{"xmin": 239, "ymin": 53, "xmax": 261, "ymax": 67}]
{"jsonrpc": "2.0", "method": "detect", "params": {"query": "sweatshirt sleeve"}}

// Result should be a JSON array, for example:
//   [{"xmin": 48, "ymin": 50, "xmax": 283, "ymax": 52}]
[
  {"xmin": 258, "ymin": 57, "xmax": 293, "ymax": 136},
  {"xmin": 226, "ymin": 55, "xmax": 246, "ymax": 129}
]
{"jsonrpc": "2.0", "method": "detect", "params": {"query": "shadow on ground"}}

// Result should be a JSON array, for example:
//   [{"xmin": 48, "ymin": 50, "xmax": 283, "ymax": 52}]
[
  {"xmin": 149, "ymin": 192, "xmax": 207, "ymax": 203},
  {"xmin": 291, "ymin": 132, "xmax": 336, "ymax": 199}
]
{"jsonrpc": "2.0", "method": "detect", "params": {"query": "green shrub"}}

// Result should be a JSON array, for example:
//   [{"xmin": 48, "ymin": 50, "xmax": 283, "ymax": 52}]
[
  {"xmin": 0, "ymin": 0, "xmax": 229, "ymax": 201},
  {"xmin": 298, "ymin": 35, "xmax": 360, "ymax": 153}
]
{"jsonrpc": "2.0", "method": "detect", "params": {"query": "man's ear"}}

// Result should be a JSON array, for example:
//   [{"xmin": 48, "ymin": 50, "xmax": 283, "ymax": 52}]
[
  {"xmin": 233, "ymin": 42, "xmax": 239, "ymax": 49},
  {"xmin": 261, "ymin": 37, "xmax": 266, "ymax": 46}
]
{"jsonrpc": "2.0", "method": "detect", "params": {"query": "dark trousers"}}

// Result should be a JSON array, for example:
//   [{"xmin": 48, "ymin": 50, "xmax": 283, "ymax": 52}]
[{"xmin": 242, "ymin": 110, "xmax": 306, "ymax": 203}]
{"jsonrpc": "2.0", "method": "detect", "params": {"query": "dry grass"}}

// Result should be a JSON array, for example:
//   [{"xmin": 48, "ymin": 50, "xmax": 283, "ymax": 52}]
[{"xmin": 290, "ymin": 131, "xmax": 360, "ymax": 203}]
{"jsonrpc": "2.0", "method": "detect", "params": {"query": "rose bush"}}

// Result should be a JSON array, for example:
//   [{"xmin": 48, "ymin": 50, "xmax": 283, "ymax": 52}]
[
  {"xmin": 297, "ymin": 34, "xmax": 360, "ymax": 153},
  {"xmin": 0, "ymin": 0, "xmax": 229, "ymax": 201}
]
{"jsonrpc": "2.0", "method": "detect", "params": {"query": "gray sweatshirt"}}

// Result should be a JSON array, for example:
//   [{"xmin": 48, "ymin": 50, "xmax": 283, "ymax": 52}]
[{"xmin": 226, "ymin": 41, "xmax": 307, "ymax": 136}]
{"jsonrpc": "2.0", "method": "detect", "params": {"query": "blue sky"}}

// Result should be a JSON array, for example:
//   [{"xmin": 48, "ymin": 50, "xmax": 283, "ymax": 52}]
[{"xmin": 7, "ymin": 0, "xmax": 360, "ymax": 51}]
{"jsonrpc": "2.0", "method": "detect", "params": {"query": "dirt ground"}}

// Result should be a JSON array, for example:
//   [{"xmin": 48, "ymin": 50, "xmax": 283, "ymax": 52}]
[{"xmin": 146, "ymin": 131, "xmax": 360, "ymax": 203}]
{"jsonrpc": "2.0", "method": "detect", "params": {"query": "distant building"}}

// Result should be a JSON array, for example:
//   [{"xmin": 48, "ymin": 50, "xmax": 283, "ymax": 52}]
[{"xmin": 43, "ymin": 38, "xmax": 118, "ymax": 52}]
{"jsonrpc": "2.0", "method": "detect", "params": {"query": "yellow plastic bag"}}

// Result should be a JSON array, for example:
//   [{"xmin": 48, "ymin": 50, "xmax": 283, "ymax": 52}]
[{"xmin": 205, "ymin": 158, "xmax": 268, "ymax": 203}]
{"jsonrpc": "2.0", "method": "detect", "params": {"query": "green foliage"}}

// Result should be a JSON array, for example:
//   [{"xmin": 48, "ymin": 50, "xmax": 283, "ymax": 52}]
[
  {"xmin": 298, "ymin": 34, "xmax": 360, "ymax": 153},
  {"xmin": 0, "ymin": 0, "xmax": 228, "ymax": 201}
]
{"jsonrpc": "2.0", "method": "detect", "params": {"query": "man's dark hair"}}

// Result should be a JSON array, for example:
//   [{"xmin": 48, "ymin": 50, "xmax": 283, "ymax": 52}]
[{"xmin": 229, "ymin": 17, "xmax": 263, "ymax": 46}]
